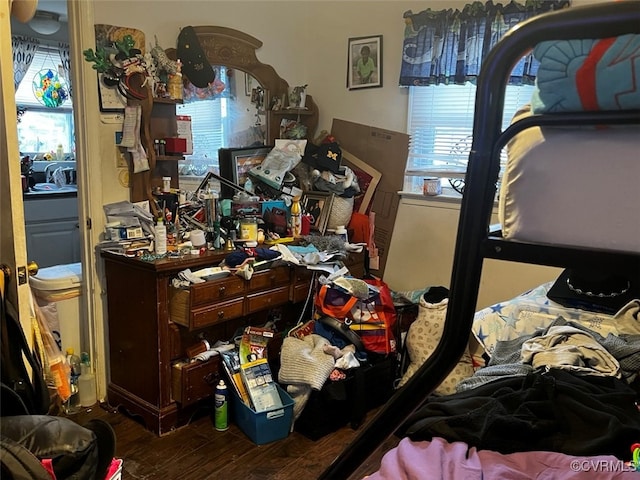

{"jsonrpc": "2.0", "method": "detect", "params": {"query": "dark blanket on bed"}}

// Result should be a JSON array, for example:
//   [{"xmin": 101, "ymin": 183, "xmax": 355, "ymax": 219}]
[{"xmin": 401, "ymin": 369, "xmax": 640, "ymax": 460}]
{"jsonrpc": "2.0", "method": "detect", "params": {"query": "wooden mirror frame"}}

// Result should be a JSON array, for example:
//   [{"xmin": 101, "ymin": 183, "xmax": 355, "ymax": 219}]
[
  {"xmin": 131, "ymin": 27, "xmax": 320, "ymax": 215},
  {"xmin": 168, "ymin": 26, "xmax": 318, "ymax": 145}
]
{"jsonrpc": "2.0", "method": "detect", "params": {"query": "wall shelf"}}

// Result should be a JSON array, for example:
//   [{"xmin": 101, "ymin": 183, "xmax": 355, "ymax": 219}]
[{"xmin": 128, "ymin": 85, "xmax": 183, "ymax": 214}]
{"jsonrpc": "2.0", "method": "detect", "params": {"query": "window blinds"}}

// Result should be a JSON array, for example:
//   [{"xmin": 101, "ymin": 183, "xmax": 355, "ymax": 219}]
[{"xmin": 405, "ymin": 83, "xmax": 535, "ymax": 193}]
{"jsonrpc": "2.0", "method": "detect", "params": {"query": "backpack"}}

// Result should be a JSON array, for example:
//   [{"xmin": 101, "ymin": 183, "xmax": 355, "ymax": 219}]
[{"xmin": 1, "ymin": 289, "xmax": 49, "ymax": 416}]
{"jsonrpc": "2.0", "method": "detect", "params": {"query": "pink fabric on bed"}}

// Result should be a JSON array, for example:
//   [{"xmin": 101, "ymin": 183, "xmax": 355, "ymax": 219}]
[{"xmin": 366, "ymin": 437, "xmax": 638, "ymax": 480}]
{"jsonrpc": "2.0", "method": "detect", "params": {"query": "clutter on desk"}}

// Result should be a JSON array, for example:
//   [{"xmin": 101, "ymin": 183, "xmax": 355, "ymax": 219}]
[{"xmin": 98, "ymin": 127, "xmax": 380, "ymax": 269}]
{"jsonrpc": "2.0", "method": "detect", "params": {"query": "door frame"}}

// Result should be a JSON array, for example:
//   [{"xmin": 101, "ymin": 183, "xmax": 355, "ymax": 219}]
[{"xmin": 66, "ymin": 0, "xmax": 110, "ymax": 400}]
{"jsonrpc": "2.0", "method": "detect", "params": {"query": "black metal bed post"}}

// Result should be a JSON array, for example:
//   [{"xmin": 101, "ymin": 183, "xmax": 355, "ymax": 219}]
[{"xmin": 318, "ymin": 3, "xmax": 640, "ymax": 479}]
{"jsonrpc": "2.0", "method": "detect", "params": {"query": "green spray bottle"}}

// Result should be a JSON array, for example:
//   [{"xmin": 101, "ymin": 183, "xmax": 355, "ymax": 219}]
[{"xmin": 214, "ymin": 380, "xmax": 228, "ymax": 431}]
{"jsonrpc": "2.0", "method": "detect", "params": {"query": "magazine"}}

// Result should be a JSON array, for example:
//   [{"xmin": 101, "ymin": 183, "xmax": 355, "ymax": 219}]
[
  {"xmin": 239, "ymin": 358, "xmax": 283, "ymax": 413},
  {"xmin": 220, "ymin": 350, "xmax": 251, "ymax": 407}
]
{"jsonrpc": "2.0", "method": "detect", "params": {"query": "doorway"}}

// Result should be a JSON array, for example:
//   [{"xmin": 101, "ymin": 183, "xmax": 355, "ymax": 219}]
[
  {"xmin": 8, "ymin": 1, "xmax": 107, "ymax": 401},
  {"xmin": 11, "ymin": 2, "xmax": 79, "ymax": 270}
]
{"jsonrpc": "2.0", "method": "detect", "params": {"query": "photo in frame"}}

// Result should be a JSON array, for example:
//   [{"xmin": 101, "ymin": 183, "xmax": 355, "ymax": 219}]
[
  {"xmin": 302, "ymin": 192, "xmax": 334, "ymax": 235},
  {"xmin": 218, "ymin": 146, "xmax": 272, "ymax": 198},
  {"xmin": 93, "ymin": 24, "xmax": 147, "ymax": 112},
  {"xmin": 341, "ymin": 149, "xmax": 381, "ymax": 214},
  {"xmin": 244, "ymin": 73, "xmax": 253, "ymax": 96},
  {"xmin": 347, "ymin": 35, "xmax": 383, "ymax": 90}
]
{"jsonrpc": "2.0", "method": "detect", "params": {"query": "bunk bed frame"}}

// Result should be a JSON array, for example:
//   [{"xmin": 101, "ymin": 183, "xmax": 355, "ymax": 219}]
[{"xmin": 319, "ymin": 2, "xmax": 640, "ymax": 478}]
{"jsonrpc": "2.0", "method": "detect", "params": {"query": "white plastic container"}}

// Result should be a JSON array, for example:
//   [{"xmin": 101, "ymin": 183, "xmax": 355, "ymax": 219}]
[
  {"xmin": 78, "ymin": 352, "xmax": 97, "ymax": 407},
  {"xmin": 154, "ymin": 218, "xmax": 167, "ymax": 255},
  {"xmin": 30, "ymin": 262, "xmax": 84, "ymax": 355}
]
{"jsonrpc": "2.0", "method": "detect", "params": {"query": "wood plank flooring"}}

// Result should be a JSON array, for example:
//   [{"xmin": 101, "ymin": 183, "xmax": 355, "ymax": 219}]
[{"xmin": 70, "ymin": 401, "xmax": 400, "ymax": 480}]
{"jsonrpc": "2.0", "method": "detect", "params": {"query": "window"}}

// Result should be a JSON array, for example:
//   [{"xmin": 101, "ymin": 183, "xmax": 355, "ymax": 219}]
[
  {"xmin": 175, "ymin": 66, "xmax": 261, "ymax": 178},
  {"xmin": 15, "ymin": 46, "xmax": 74, "ymax": 158},
  {"xmin": 405, "ymin": 83, "xmax": 535, "ymax": 195},
  {"xmin": 176, "ymin": 98, "xmax": 227, "ymax": 176}
]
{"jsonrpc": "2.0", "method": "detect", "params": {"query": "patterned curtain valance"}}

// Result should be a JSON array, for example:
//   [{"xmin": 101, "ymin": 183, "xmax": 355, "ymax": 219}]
[
  {"xmin": 58, "ymin": 42, "xmax": 73, "ymax": 99},
  {"xmin": 399, "ymin": 0, "xmax": 570, "ymax": 87},
  {"xmin": 12, "ymin": 35, "xmax": 40, "ymax": 91}
]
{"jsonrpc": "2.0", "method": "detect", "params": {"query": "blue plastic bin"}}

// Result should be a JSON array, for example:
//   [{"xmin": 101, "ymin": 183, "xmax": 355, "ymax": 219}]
[{"xmin": 231, "ymin": 384, "xmax": 294, "ymax": 445}]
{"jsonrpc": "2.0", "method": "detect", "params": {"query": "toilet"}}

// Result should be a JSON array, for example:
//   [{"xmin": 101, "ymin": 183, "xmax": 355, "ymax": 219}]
[{"xmin": 30, "ymin": 262, "xmax": 84, "ymax": 355}]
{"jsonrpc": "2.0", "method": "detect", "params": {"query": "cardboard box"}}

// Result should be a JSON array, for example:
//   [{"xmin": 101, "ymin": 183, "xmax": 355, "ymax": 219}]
[
  {"xmin": 231, "ymin": 383, "xmax": 294, "ymax": 445},
  {"xmin": 331, "ymin": 119, "xmax": 409, "ymax": 276}
]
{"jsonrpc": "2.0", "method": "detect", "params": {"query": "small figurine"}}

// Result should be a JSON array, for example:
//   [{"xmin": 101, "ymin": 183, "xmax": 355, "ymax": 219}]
[{"xmin": 288, "ymin": 84, "xmax": 308, "ymax": 109}]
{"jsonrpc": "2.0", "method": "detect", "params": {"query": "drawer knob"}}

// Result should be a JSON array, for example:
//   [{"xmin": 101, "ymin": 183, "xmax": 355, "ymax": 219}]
[
  {"xmin": 204, "ymin": 372, "xmax": 217, "ymax": 385},
  {"xmin": 218, "ymin": 286, "xmax": 226, "ymax": 295},
  {"xmin": 217, "ymin": 311, "xmax": 225, "ymax": 319}
]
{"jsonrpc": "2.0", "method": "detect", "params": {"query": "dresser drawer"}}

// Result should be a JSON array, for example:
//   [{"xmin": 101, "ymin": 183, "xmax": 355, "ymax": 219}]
[
  {"xmin": 246, "ymin": 286, "xmax": 290, "ymax": 314},
  {"xmin": 169, "ymin": 275, "xmax": 245, "ymax": 328},
  {"xmin": 247, "ymin": 266, "xmax": 291, "ymax": 293},
  {"xmin": 190, "ymin": 275, "xmax": 246, "ymax": 305},
  {"xmin": 291, "ymin": 267, "xmax": 314, "ymax": 303},
  {"xmin": 186, "ymin": 298, "xmax": 244, "ymax": 330},
  {"xmin": 291, "ymin": 281, "xmax": 313, "ymax": 303},
  {"xmin": 171, "ymin": 357, "xmax": 219, "ymax": 406}
]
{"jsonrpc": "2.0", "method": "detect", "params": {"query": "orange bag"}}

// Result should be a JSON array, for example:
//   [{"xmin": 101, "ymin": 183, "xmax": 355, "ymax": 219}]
[{"xmin": 314, "ymin": 279, "xmax": 397, "ymax": 355}]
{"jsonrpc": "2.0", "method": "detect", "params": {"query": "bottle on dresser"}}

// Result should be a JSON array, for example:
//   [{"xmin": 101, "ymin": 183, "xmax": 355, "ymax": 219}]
[{"xmin": 155, "ymin": 217, "xmax": 167, "ymax": 255}]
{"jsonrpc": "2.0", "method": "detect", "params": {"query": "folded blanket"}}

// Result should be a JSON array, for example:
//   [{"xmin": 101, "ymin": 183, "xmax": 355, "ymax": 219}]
[{"xmin": 531, "ymin": 34, "xmax": 640, "ymax": 113}]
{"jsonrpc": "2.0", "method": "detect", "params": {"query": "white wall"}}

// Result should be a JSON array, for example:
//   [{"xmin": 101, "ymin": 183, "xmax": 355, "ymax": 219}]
[
  {"xmin": 384, "ymin": 195, "xmax": 561, "ymax": 310},
  {"xmin": 90, "ymin": 0, "xmax": 606, "ymax": 219}
]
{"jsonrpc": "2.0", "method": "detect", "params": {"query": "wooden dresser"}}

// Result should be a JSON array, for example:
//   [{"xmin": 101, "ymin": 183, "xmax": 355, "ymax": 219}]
[{"xmin": 101, "ymin": 249, "xmax": 364, "ymax": 435}]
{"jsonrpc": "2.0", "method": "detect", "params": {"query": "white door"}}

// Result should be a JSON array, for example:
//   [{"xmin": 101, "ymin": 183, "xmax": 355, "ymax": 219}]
[{"xmin": 1, "ymin": 0, "xmax": 34, "ymax": 335}]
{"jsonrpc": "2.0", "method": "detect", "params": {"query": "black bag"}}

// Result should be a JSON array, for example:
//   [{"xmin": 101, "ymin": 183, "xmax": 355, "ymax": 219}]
[
  {"xmin": 1, "ymin": 292, "xmax": 49, "ymax": 416},
  {"xmin": 294, "ymin": 354, "xmax": 396, "ymax": 440}
]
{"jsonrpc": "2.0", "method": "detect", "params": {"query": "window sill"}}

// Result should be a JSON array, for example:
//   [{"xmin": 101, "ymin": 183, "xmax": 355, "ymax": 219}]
[
  {"xmin": 398, "ymin": 189, "xmax": 499, "ymax": 210},
  {"xmin": 399, "ymin": 186, "xmax": 463, "ymax": 204}
]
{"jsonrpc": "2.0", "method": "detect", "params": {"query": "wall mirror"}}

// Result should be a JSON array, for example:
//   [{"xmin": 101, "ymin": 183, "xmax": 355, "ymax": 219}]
[
  {"xmin": 168, "ymin": 26, "xmax": 318, "ymax": 149},
  {"xmin": 133, "ymin": 26, "xmax": 319, "ymax": 213},
  {"xmin": 174, "ymin": 65, "xmax": 266, "ymax": 178}
]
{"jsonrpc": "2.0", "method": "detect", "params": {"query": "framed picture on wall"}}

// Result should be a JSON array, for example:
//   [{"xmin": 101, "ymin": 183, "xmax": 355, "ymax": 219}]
[
  {"xmin": 347, "ymin": 35, "xmax": 383, "ymax": 90},
  {"xmin": 244, "ymin": 73, "xmax": 253, "ymax": 96},
  {"xmin": 218, "ymin": 146, "xmax": 272, "ymax": 198}
]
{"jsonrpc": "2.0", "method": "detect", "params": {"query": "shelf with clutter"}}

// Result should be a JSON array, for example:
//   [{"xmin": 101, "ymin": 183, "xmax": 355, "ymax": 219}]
[{"xmin": 83, "ymin": 32, "xmax": 191, "ymax": 218}]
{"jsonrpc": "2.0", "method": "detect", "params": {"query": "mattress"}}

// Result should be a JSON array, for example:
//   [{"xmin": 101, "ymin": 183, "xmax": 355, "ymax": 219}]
[{"xmin": 498, "ymin": 105, "xmax": 640, "ymax": 253}]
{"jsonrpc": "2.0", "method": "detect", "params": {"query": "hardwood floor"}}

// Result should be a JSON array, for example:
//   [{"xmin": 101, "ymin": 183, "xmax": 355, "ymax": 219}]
[{"xmin": 70, "ymin": 401, "xmax": 399, "ymax": 480}]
